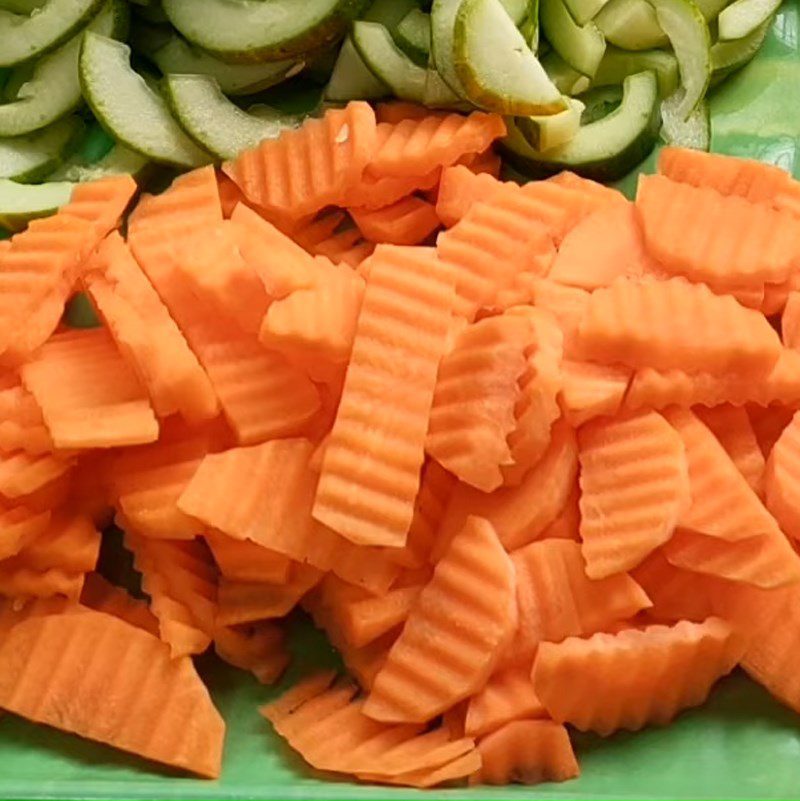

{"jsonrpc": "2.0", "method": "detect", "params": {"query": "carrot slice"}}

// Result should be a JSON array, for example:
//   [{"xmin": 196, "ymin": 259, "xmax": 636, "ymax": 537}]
[
  {"xmin": 465, "ymin": 668, "xmax": 546, "ymax": 738},
  {"xmin": 782, "ymin": 291, "xmax": 800, "ymax": 350},
  {"xmin": 532, "ymin": 618, "xmax": 743, "ymax": 735},
  {"xmin": 313, "ymin": 245, "xmax": 455, "ymax": 548},
  {"xmin": 0, "ymin": 611, "xmax": 225, "ymax": 777},
  {"xmin": 636, "ymin": 174, "xmax": 800, "ymax": 289},
  {"xmin": 549, "ymin": 202, "xmax": 655, "ymax": 291},
  {"xmin": 0, "ymin": 505, "xmax": 51, "ymax": 561},
  {"xmin": 529, "ymin": 278, "xmax": 590, "ymax": 358},
  {"xmin": 375, "ymin": 101, "xmax": 432, "ymax": 124},
  {"xmin": 11, "ymin": 513, "xmax": 99, "ymax": 574},
  {"xmin": 464, "ymin": 148, "xmax": 502, "ymax": 178},
  {"xmin": 559, "ymin": 360, "xmax": 631, "ymax": 427},
  {"xmin": 765, "ymin": 410, "xmax": 800, "ymax": 540},
  {"xmin": 363, "ymin": 516, "xmax": 515, "ymax": 723},
  {"xmin": 577, "ymin": 276, "xmax": 782, "ymax": 374},
  {"xmin": 79, "ymin": 572, "xmax": 159, "ymax": 635},
  {"xmin": 205, "ymin": 531, "xmax": 292, "ymax": 584},
  {"xmin": 350, "ymin": 196, "xmax": 440, "ymax": 246},
  {"xmin": 749, "ymin": 404, "xmax": 795, "ymax": 458},
  {"xmin": 21, "ymin": 329, "xmax": 158, "ymax": 449},
  {"xmin": 539, "ymin": 481, "xmax": 581, "ymax": 541},
  {"xmin": 471, "ymin": 719, "xmax": 579, "ymax": 786},
  {"xmin": 62, "ymin": 174, "xmax": 138, "ymax": 238},
  {"xmin": 665, "ymin": 407, "xmax": 777, "ymax": 541},
  {"xmin": 366, "ymin": 112, "xmax": 505, "ymax": 178},
  {"xmin": 0, "ymin": 381, "xmax": 54, "ymax": 455},
  {"xmin": 0, "ymin": 596, "xmax": 79, "ymax": 638},
  {"xmin": 435, "ymin": 166, "xmax": 503, "ymax": 228},
  {"xmin": 338, "ymin": 585, "xmax": 423, "ymax": 649},
  {"xmin": 83, "ymin": 232, "xmax": 219, "ymax": 424},
  {"xmin": 346, "ymin": 164, "xmax": 442, "ymax": 212},
  {"xmin": 224, "ymin": 102, "xmax": 378, "ymax": 217},
  {"xmin": 692, "ymin": 404, "xmax": 765, "ymax": 497},
  {"xmin": 578, "ymin": 410, "xmax": 690, "ymax": 578},
  {"xmin": 426, "ymin": 314, "xmax": 529, "ymax": 492},
  {"xmin": 0, "ymin": 449, "xmax": 73, "ymax": 500},
  {"xmin": 214, "ymin": 622, "xmax": 289, "ymax": 684}
]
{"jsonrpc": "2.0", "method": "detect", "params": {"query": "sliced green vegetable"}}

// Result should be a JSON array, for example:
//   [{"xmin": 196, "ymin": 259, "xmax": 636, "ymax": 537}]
[
  {"xmin": 564, "ymin": 0, "xmax": 612, "ymax": 26},
  {"xmin": 501, "ymin": 69, "xmax": 659, "ymax": 180},
  {"xmin": 165, "ymin": 73, "xmax": 303, "ymax": 161},
  {"xmin": 501, "ymin": 0, "xmax": 530, "ymax": 24},
  {"xmin": 0, "ymin": 0, "xmax": 104, "ymax": 67},
  {"xmin": 431, "ymin": 0, "xmax": 469, "ymax": 96},
  {"xmin": 162, "ymin": 0, "xmax": 369, "ymax": 63},
  {"xmin": 0, "ymin": 0, "xmax": 128, "ymax": 136},
  {"xmin": 541, "ymin": 49, "xmax": 591, "ymax": 94},
  {"xmin": 520, "ymin": 0, "xmax": 540, "ymax": 50},
  {"xmin": 517, "ymin": 96, "xmax": 584, "ymax": 150},
  {"xmin": 579, "ymin": 84, "xmax": 622, "ymax": 123},
  {"xmin": 540, "ymin": 0, "xmax": 606, "ymax": 77},
  {"xmin": 396, "ymin": 8, "xmax": 431, "ymax": 65},
  {"xmin": 649, "ymin": 0, "xmax": 710, "ymax": 121},
  {"xmin": 326, "ymin": 35, "xmax": 388, "ymax": 101},
  {"xmin": 0, "ymin": 114, "xmax": 83, "ymax": 181},
  {"xmin": 660, "ymin": 87, "xmax": 709, "ymax": 149},
  {"xmin": 423, "ymin": 65, "xmax": 467, "ymax": 107},
  {"xmin": 47, "ymin": 141, "xmax": 150, "ymax": 181},
  {"xmin": 710, "ymin": 16, "xmax": 771, "ymax": 81},
  {"xmin": 589, "ymin": 45, "xmax": 679, "ymax": 97},
  {"xmin": 364, "ymin": 0, "xmax": 421, "ymax": 30},
  {"xmin": 0, "ymin": 0, "xmax": 45, "ymax": 13},
  {"xmin": 80, "ymin": 32, "xmax": 210, "ymax": 168},
  {"xmin": 718, "ymin": 0, "xmax": 780, "ymax": 40},
  {"xmin": 595, "ymin": 0, "xmax": 668, "ymax": 49},
  {"xmin": 0, "ymin": 177, "xmax": 74, "ymax": 231}
]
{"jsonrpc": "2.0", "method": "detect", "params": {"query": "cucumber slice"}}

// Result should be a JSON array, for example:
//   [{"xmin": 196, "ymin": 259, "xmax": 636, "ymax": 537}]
[
  {"xmin": 364, "ymin": 0, "xmax": 421, "ymax": 30},
  {"xmin": 131, "ymin": 0, "xmax": 167, "ymax": 23},
  {"xmin": 47, "ymin": 141, "xmax": 150, "ymax": 181},
  {"xmin": 133, "ymin": 24, "xmax": 303, "ymax": 96},
  {"xmin": 162, "ymin": 0, "xmax": 370, "ymax": 63},
  {"xmin": 396, "ymin": 9, "xmax": 431, "ymax": 65},
  {"xmin": 453, "ymin": 0, "xmax": 565, "ymax": 115},
  {"xmin": 0, "ymin": 0, "xmax": 44, "ymax": 12},
  {"xmin": 0, "ymin": 0, "xmax": 104, "ymax": 67},
  {"xmin": 423, "ymin": 65, "xmax": 467, "ymax": 107},
  {"xmin": 718, "ymin": 0, "xmax": 780, "ymax": 40},
  {"xmin": 540, "ymin": 0, "xmax": 606, "ymax": 77},
  {"xmin": 589, "ymin": 45, "xmax": 679, "ymax": 97},
  {"xmin": 660, "ymin": 87, "xmax": 709, "ymax": 149},
  {"xmin": 541, "ymin": 49, "xmax": 591, "ymax": 93},
  {"xmin": 564, "ymin": 0, "xmax": 612, "ymax": 26},
  {"xmin": 502, "ymin": 0, "xmax": 530, "ymax": 24},
  {"xmin": 595, "ymin": 0, "xmax": 668, "ymax": 49},
  {"xmin": 0, "ymin": 114, "xmax": 83, "ymax": 181},
  {"xmin": 352, "ymin": 20, "xmax": 428, "ymax": 102},
  {"xmin": 0, "ymin": 0, "xmax": 127, "ymax": 136},
  {"xmin": 0, "ymin": 178, "xmax": 74, "ymax": 231},
  {"xmin": 325, "ymin": 35, "xmax": 388, "ymax": 101},
  {"xmin": 431, "ymin": 0, "xmax": 469, "ymax": 96},
  {"xmin": 501, "ymin": 69, "xmax": 659, "ymax": 180},
  {"xmin": 520, "ymin": 0, "xmax": 539, "ymax": 50},
  {"xmin": 650, "ymin": 0, "xmax": 710, "ymax": 121},
  {"xmin": 710, "ymin": 16, "xmax": 771, "ymax": 80},
  {"xmin": 2, "ymin": 60, "xmax": 34, "ymax": 101},
  {"xmin": 80, "ymin": 32, "xmax": 210, "ymax": 168},
  {"xmin": 579, "ymin": 84, "xmax": 622, "ymax": 122},
  {"xmin": 165, "ymin": 73, "xmax": 303, "ymax": 161},
  {"xmin": 517, "ymin": 96, "xmax": 584, "ymax": 150}
]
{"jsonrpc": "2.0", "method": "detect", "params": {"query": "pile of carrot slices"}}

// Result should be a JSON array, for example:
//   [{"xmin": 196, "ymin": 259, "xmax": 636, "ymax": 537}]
[{"xmin": 3, "ymin": 100, "xmax": 800, "ymax": 787}]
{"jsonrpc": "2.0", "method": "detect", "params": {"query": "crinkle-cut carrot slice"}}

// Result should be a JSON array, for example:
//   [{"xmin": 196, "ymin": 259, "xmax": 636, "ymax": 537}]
[
  {"xmin": 345, "ymin": 166, "xmax": 442, "ymax": 212},
  {"xmin": 375, "ymin": 102, "xmax": 432, "ymax": 125},
  {"xmin": 0, "ymin": 611, "xmax": 225, "ymax": 777},
  {"xmin": 577, "ymin": 276, "xmax": 782, "ymax": 375},
  {"xmin": 224, "ymin": 101, "xmax": 377, "ymax": 217},
  {"xmin": 0, "ymin": 383, "xmax": 54, "ymax": 455},
  {"xmin": 632, "ymin": 550, "xmax": 714, "ymax": 623},
  {"xmin": 625, "ymin": 349, "xmax": 800, "ymax": 412},
  {"xmin": 61, "ymin": 174, "xmax": 138, "ymax": 238},
  {"xmin": 637, "ymin": 174, "xmax": 800, "ymax": 289},
  {"xmin": 529, "ymin": 278, "xmax": 590, "ymax": 358},
  {"xmin": 559, "ymin": 360, "xmax": 631, "ymax": 427},
  {"xmin": 761, "ymin": 279, "xmax": 795, "ymax": 316},
  {"xmin": 172, "ymin": 221, "xmax": 271, "ymax": 336},
  {"xmin": 12, "ymin": 513, "xmax": 99, "ymax": 574},
  {"xmin": 205, "ymin": 531, "xmax": 292, "ymax": 584},
  {"xmin": 313, "ymin": 245, "xmax": 455, "ymax": 548},
  {"xmin": 435, "ymin": 166, "xmax": 503, "ymax": 228},
  {"xmin": 0, "ymin": 449, "xmax": 73, "ymax": 500},
  {"xmin": 663, "ymin": 527, "xmax": 800, "ymax": 589},
  {"xmin": 338, "ymin": 585, "xmax": 423, "ymax": 649},
  {"xmin": 0, "ymin": 561, "xmax": 84, "ymax": 599},
  {"xmin": 79, "ymin": 572, "xmax": 159, "ymax": 635},
  {"xmin": 658, "ymin": 146, "xmax": 794, "ymax": 203},
  {"xmin": 214, "ymin": 622, "xmax": 289, "ymax": 684},
  {"xmin": 350, "ymin": 196, "xmax": 440, "ymax": 246},
  {"xmin": 465, "ymin": 669, "xmax": 546, "ymax": 738},
  {"xmin": 507, "ymin": 539, "xmax": 651, "ymax": 668},
  {"xmin": 470, "ymin": 719, "xmax": 579, "ymax": 786},
  {"xmin": 434, "ymin": 420, "xmax": 578, "ymax": 558},
  {"xmin": 464, "ymin": 148, "xmax": 502, "ymax": 178},
  {"xmin": 765, "ymin": 411, "xmax": 800, "ymax": 540},
  {"xmin": 83, "ymin": 233, "xmax": 218, "ymax": 425},
  {"xmin": 749, "ymin": 404, "xmax": 795, "ymax": 459},
  {"xmin": 773, "ymin": 181, "xmax": 800, "ymax": 217},
  {"xmin": 359, "ymin": 752, "xmax": 483, "ymax": 788},
  {"xmin": 313, "ymin": 227, "xmax": 375, "ymax": 268},
  {"xmin": 539, "ymin": 481, "xmax": 580, "ymax": 541},
  {"xmin": 260, "ymin": 265, "xmax": 364, "ymax": 385},
  {"xmin": 783, "ymin": 291, "xmax": 800, "ymax": 350},
  {"xmin": 363, "ymin": 516, "xmax": 516, "ymax": 723},
  {"xmin": 547, "ymin": 170, "xmax": 627, "ymax": 200},
  {"xmin": 503, "ymin": 307, "xmax": 564, "ymax": 485},
  {"xmin": 0, "ymin": 505, "xmax": 51, "ymax": 561},
  {"xmin": 14, "ymin": 472, "xmax": 73, "ymax": 518},
  {"xmin": 578, "ymin": 410, "xmax": 690, "ymax": 579},
  {"xmin": 426, "ymin": 315, "xmax": 529, "ymax": 492},
  {"xmin": 366, "ymin": 112, "xmax": 505, "ymax": 179},
  {"xmin": 0, "ymin": 596, "xmax": 79, "ymax": 638},
  {"xmin": 695, "ymin": 404, "xmax": 766, "ymax": 496},
  {"xmin": 533, "ymin": 618, "xmax": 743, "ymax": 735},
  {"xmin": 178, "ymin": 439, "xmax": 400, "ymax": 595},
  {"xmin": 665, "ymin": 407, "xmax": 778, "ymax": 542},
  {"xmin": 549, "ymin": 202, "xmax": 654, "ymax": 291},
  {"xmin": 20, "ymin": 329, "xmax": 158, "ymax": 450},
  {"xmin": 217, "ymin": 171, "xmax": 252, "ymax": 218}
]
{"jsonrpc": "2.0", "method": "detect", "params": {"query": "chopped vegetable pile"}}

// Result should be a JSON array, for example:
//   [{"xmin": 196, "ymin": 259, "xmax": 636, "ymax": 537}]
[{"xmin": 2, "ymin": 102, "xmax": 800, "ymax": 788}]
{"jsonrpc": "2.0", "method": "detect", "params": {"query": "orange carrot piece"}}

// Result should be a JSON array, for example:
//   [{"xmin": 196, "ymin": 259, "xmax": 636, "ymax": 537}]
[
  {"xmin": 345, "ymin": 166, "xmax": 442, "ymax": 212},
  {"xmin": 214, "ymin": 622, "xmax": 289, "ymax": 684},
  {"xmin": 529, "ymin": 278, "xmax": 590, "ymax": 358},
  {"xmin": 559, "ymin": 360, "xmax": 631, "ymax": 427},
  {"xmin": 0, "ymin": 505, "xmax": 51, "ymax": 561},
  {"xmin": 636, "ymin": 174, "xmax": 800, "ymax": 289},
  {"xmin": 471, "ymin": 719, "xmax": 579, "ymax": 786},
  {"xmin": 765, "ymin": 410, "xmax": 800, "ymax": 540},
  {"xmin": 375, "ymin": 101, "xmax": 432, "ymax": 124},
  {"xmin": 21, "ymin": 329, "xmax": 158, "ymax": 449},
  {"xmin": 435, "ymin": 166, "xmax": 503, "ymax": 228},
  {"xmin": 62, "ymin": 174, "xmax": 138, "ymax": 238},
  {"xmin": 0, "ymin": 382, "xmax": 54, "ymax": 455},
  {"xmin": 783, "ymin": 291, "xmax": 800, "ymax": 349},
  {"xmin": 79, "ymin": 572, "xmax": 159, "ymax": 635},
  {"xmin": 578, "ymin": 410, "xmax": 690, "ymax": 578},
  {"xmin": 577, "ymin": 276, "xmax": 782, "ymax": 374},
  {"xmin": 0, "ymin": 449, "xmax": 73, "ymax": 500},
  {"xmin": 205, "ymin": 531, "xmax": 292, "ymax": 584},
  {"xmin": 0, "ymin": 611, "xmax": 225, "ymax": 778},
  {"xmin": 0, "ymin": 596, "xmax": 79, "ymax": 638},
  {"xmin": 464, "ymin": 148, "xmax": 502, "ymax": 178},
  {"xmin": 749, "ymin": 404, "xmax": 795, "ymax": 458},
  {"xmin": 12, "ymin": 513, "xmax": 99, "ymax": 574},
  {"xmin": 313, "ymin": 245, "xmax": 455, "ymax": 548},
  {"xmin": 465, "ymin": 669, "xmax": 546, "ymax": 738},
  {"xmin": 364, "ymin": 517, "xmax": 516, "ymax": 723},
  {"xmin": 350, "ymin": 196, "xmax": 440, "ymax": 246},
  {"xmin": 338, "ymin": 585, "xmax": 423, "ymax": 649},
  {"xmin": 217, "ymin": 170, "xmax": 252, "ymax": 217},
  {"xmin": 539, "ymin": 481, "xmax": 581, "ymax": 541},
  {"xmin": 533, "ymin": 618, "xmax": 743, "ymax": 735},
  {"xmin": 0, "ymin": 559, "xmax": 84, "ymax": 599},
  {"xmin": 224, "ymin": 102, "xmax": 378, "ymax": 217}
]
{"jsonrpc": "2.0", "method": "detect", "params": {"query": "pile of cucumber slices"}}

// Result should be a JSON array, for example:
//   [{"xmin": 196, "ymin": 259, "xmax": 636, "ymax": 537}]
[{"xmin": 0, "ymin": 0, "xmax": 781, "ymax": 229}]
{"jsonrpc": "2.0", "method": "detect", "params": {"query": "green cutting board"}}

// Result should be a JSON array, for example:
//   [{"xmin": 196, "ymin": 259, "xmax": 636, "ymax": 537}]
[{"xmin": 5, "ymin": 5, "xmax": 800, "ymax": 798}]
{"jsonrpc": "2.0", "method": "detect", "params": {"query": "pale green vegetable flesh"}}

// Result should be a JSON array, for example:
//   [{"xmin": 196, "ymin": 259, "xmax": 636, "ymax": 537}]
[
  {"xmin": 326, "ymin": 35, "xmax": 389, "ymax": 101},
  {"xmin": 431, "ymin": 0, "xmax": 469, "ymax": 96},
  {"xmin": 718, "ymin": 0, "xmax": 781, "ymax": 40},
  {"xmin": 0, "ymin": 114, "xmax": 83, "ymax": 181},
  {"xmin": 0, "ymin": 177, "xmax": 74, "ymax": 231},
  {"xmin": 589, "ymin": 45, "xmax": 679, "ymax": 97},
  {"xmin": 517, "ymin": 96, "xmax": 585, "ymax": 150},
  {"xmin": 540, "ymin": 0, "xmax": 607, "ymax": 77},
  {"xmin": 595, "ymin": 0, "xmax": 668, "ymax": 50},
  {"xmin": 47, "ymin": 141, "xmax": 149, "ymax": 181},
  {"xmin": 396, "ymin": 8, "xmax": 431, "ymax": 65},
  {"xmin": 564, "ymin": 0, "xmax": 612, "ymax": 26}
]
